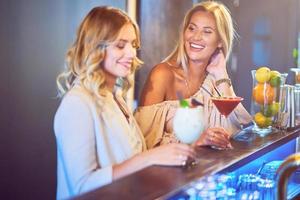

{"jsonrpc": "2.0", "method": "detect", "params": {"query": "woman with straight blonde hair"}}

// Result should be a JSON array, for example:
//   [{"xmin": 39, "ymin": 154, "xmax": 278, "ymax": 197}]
[
  {"xmin": 54, "ymin": 6, "xmax": 195, "ymax": 200},
  {"xmin": 135, "ymin": 1, "xmax": 251, "ymax": 149}
]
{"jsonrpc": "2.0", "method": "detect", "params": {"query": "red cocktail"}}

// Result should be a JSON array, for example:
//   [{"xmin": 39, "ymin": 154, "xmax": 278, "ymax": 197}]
[{"xmin": 211, "ymin": 96, "xmax": 243, "ymax": 117}]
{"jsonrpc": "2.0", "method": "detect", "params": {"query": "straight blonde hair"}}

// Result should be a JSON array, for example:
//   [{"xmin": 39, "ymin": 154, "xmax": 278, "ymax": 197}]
[{"xmin": 164, "ymin": 1, "xmax": 235, "ymax": 72}]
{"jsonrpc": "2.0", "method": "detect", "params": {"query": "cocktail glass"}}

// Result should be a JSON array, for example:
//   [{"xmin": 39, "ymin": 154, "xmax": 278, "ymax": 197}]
[
  {"xmin": 173, "ymin": 107, "xmax": 204, "ymax": 144},
  {"xmin": 173, "ymin": 106, "xmax": 204, "ymax": 166},
  {"xmin": 211, "ymin": 96, "xmax": 243, "ymax": 150},
  {"xmin": 211, "ymin": 96, "xmax": 243, "ymax": 117}
]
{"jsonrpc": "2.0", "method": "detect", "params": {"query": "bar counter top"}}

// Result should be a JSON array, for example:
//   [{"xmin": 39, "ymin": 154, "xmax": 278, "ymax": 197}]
[{"xmin": 76, "ymin": 126, "xmax": 300, "ymax": 200}]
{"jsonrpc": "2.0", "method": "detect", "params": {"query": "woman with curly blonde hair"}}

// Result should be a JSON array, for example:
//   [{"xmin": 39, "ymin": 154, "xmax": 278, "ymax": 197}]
[{"xmin": 54, "ymin": 6, "xmax": 195, "ymax": 200}]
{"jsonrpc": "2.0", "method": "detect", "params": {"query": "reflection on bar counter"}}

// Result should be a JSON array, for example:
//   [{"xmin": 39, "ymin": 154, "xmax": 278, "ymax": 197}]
[{"xmin": 168, "ymin": 152, "xmax": 300, "ymax": 200}]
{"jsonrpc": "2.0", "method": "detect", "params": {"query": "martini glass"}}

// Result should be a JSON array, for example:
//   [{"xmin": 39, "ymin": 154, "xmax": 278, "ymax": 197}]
[
  {"xmin": 211, "ymin": 96, "xmax": 243, "ymax": 149},
  {"xmin": 211, "ymin": 96, "xmax": 243, "ymax": 117}
]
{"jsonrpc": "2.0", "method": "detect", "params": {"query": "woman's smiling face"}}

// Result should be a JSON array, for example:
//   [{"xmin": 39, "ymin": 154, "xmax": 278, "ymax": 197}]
[
  {"xmin": 103, "ymin": 23, "xmax": 138, "ymax": 79},
  {"xmin": 184, "ymin": 10, "xmax": 221, "ymax": 64}
]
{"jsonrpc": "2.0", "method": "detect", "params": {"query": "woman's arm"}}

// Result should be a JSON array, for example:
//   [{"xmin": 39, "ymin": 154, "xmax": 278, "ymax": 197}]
[
  {"xmin": 55, "ymin": 93, "xmax": 196, "ymax": 192},
  {"xmin": 140, "ymin": 63, "xmax": 174, "ymax": 106},
  {"xmin": 113, "ymin": 143, "xmax": 196, "ymax": 180},
  {"xmin": 206, "ymin": 50, "xmax": 235, "ymax": 97}
]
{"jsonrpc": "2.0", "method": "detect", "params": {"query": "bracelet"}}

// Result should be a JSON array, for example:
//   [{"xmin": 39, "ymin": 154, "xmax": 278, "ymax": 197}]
[{"xmin": 215, "ymin": 78, "xmax": 232, "ymax": 87}]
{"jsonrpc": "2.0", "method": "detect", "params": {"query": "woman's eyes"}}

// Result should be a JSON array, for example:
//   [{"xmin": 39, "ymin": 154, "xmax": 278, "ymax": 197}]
[
  {"xmin": 116, "ymin": 41, "xmax": 138, "ymax": 49},
  {"xmin": 188, "ymin": 25, "xmax": 196, "ymax": 31},
  {"xmin": 116, "ymin": 42, "xmax": 126, "ymax": 49},
  {"xmin": 187, "ymin": 25, "xmax": 213, "ymax": 34},
  {"xmin": 204, "ymin": 29, "xmax": 213, "ymax": 34}
]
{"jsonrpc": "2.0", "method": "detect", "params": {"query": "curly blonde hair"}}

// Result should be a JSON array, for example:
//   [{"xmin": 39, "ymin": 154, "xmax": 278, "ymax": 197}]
[
  {"xmin": 165, "ymin": 1, "xmax": 235, "ymax": 72},
  {"xmin": 57, "ymin": 6, "xmax": 142, "ymax": 98}
]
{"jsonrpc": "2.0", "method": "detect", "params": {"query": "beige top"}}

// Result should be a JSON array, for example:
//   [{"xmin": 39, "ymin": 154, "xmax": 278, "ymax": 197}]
[
  {"xmin": 54, "ymin": 85, "xmax": 146, "ymax": 199},
  {"xmin": 134, "ymin": 74, "xmax": 252, "ymax": 149}
]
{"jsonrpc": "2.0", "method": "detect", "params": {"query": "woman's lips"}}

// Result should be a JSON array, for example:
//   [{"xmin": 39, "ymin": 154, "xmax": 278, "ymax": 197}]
[
  {"xmin": 118, "ymin": 61, "xmax": 132, "ymax": 69},
  {"xmin": 190, "ymin": 42, "xmax": 205, "ymax": 50}
]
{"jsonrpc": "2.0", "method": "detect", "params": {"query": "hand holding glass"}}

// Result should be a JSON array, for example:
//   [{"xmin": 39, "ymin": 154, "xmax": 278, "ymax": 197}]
[
  {"xmin": 173, "ymin": 106, "xmax": 204, "ymax": 166},
  {"xmin": 173, "ymin": 107, "xmax": 204, "ymax": 144},
  {"xmin": 211, "ymin": 96, "xmax": 243, "ymax": 149}
]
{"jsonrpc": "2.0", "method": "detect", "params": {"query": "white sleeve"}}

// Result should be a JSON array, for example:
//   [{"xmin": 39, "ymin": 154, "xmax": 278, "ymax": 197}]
[{"xmin": 54, "ymin": 94, "xmax": 113, "ymax": 195}]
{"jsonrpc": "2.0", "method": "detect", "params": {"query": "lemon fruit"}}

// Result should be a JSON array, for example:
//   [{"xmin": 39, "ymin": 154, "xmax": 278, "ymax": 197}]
[
  {"xmin": 265, "ymin": 117, "xmax": 273, "ymax": 127},
  {"xmin": 269, "ymin": 70, "xmax": 281, "ymax": 87},
  {"xmin": 252, "ymin": 83, "xmax": 275, "ymax": 105},
  {"xmin": 255, "ymin": 67, "xmax": 271, "ymax": 83},
  {"xmin": 270, "ymin": 102, "xmax": 280, "ymax": 115},
  {"xmin": 254, "ymin": 112, "xmax": 272, "ymax": 128},
  {"xmin": 270, "ymin": 70, "xmax": 280, "ymax": 78},
  {"xmin": 260, "ymin": 102, "xmax": 280, "ymax": 117}
]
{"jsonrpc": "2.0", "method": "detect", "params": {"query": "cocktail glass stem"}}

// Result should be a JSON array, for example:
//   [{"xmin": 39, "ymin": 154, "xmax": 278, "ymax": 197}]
[{"xmin": 211, "ymin": 114, "xmax": 228, "ymax": 150}]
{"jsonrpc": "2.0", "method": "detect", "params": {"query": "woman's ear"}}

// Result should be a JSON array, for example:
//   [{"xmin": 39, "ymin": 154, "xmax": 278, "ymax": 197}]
[{"xmin": 217, "ymin": 42, "xmax": 224, "ymax": 54}]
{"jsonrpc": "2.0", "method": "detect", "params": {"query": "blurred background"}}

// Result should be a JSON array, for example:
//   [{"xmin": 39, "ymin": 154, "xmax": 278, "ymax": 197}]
[{"xmin": 1, "ymin": 0, "xmax": 299, "ymax": 199}]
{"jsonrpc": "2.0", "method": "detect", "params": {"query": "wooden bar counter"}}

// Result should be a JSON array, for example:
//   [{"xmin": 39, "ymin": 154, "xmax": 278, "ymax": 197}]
[{"xmin": 75, "ymin": 126, "xmax": 300, "ymax": 200}]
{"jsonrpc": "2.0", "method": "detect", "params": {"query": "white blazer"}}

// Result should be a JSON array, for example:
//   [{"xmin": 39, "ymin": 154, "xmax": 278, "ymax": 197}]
[{"xmin": 54, "ymin": 85, "xmax": 146, "ymax": 200}]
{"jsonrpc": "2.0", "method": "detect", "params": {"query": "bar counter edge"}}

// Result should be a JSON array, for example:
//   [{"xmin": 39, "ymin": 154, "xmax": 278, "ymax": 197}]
[{"xmin": 75, "ymin": 126, "xmax": 300, "ymax": 200}]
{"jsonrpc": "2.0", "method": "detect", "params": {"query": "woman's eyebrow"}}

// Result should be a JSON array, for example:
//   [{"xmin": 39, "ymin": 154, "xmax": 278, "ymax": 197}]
[
  {"xmin": 116, "ymin": 39, "xmax": 128, "ymax": 43},
  {"xmin": 189, "ymin": 23, "xmax": 215, "ymax": 30},
  {"xmin": 116, "ymin": 39, "xmax": 137, "ymax": 43},
  {"xmin": 189, "ymin": 22, "xmax": 197, "ymax": 27},
  {"xmin": 203, "ymin": 26, "xmax": 215, "ymax": 31}
]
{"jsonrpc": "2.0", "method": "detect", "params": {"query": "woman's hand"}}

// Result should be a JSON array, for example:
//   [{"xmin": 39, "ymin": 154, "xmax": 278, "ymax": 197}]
[
  {"xmin": 145, "ymin": 143, "xmax": 196, "ymax": 166},
  {"xmin": 206, "ymin": 49, "xmax": 228, "ymax": 80},
  {"xmin": 195, "ymin": 127, "xmax": 233, "ymax": 149},
  {"xmin": 113, "ymin": 143, "xmax": 196, "ymax": 181}
]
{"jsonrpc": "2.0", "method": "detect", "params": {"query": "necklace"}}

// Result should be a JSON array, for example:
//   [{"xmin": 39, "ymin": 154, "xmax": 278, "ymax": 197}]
[
  {"xmin": 166, "ymin": 61, "xmax": 207, "ymax": 98},
  {"xmin": 183, "ymin": 74, "xmax": 192, "ymax": 97},
  {"xmin": 166, "ymin": 61, "xmax": 192, "ymax": 97}
]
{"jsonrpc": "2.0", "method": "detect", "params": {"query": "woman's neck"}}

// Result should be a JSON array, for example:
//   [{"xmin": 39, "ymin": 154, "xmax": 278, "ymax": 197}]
[
  {"xmin": 103, "ymin": 71, "xmax": 117, "ymax": 92},
  {"xmin": 187, "ymin": 60, "xmax": 207, "ymax": 80}
]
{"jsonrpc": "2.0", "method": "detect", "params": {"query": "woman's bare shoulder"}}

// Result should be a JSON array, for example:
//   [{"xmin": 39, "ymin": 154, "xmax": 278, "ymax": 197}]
[
  {"xmin": 139, "ymin": 62, "xmax": 175, "ymax": 106},
  {"xmin": 148, "ymin": 62, "xmax": 174, "ymax": 82}
]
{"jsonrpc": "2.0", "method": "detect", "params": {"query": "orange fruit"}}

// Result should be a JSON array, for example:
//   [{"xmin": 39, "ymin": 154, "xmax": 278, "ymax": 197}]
[{"xmin": 252, "ymin": 83, "xmax": 275, "ymax": 105}]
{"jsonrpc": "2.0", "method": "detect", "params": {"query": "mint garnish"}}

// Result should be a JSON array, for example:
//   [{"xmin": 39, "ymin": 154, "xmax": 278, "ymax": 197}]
[{"xmin": 180, "ymin": 99, "xmax": 189, "ymax": 108}]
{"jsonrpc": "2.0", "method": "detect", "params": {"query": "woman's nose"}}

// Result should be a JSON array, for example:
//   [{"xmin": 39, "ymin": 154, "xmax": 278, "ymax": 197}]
[
  {"xmin": 126, "ymin": 44, "xmax": 136, "ymax": 58},
  {"xmin": 193, "ymin": 31, "xmax": 203, "ymax": 40}
]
